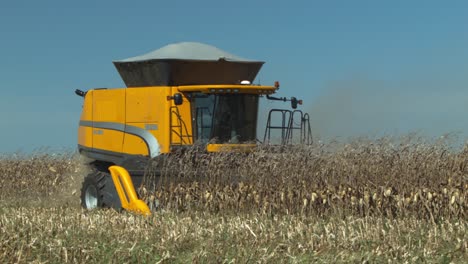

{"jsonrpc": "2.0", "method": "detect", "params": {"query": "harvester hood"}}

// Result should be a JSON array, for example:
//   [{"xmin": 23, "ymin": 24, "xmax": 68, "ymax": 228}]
[{"xmin": 113, "ymin": 42, "xmax": 265, "ymax": 87}]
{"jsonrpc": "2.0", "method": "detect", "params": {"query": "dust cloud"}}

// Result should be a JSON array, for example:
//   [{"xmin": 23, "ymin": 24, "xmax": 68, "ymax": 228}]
[
  {"xmin": 3, "ymin": 156, "xmax": 90, "ymax": 209},
  {"xmin": 50, "ymin": 160, "xmax": 89, "ymax": 208},
  {"xmin": 307, "ymin": 77, "xmax": 468, "ymax": 145}
]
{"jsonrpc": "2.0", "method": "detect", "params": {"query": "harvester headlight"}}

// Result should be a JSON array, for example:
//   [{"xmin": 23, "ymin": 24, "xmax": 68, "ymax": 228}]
[
  {"xmin": 233, "ymin": 89, "xmax": 239, "ymax": 93},
  {"xmin": 226, "ymin": 89, "xmax": 231, "ymax": 93},
  {"xmin": 219, "ymin": 89, "xmax": 224, "ymax": 93},
  {"xmin": 210, "ymin": 89, "xmax": 216, "ymax": 93},
  {"xmin": 241, "ymin": 80, "xmax": 251, "ymax": 85}
]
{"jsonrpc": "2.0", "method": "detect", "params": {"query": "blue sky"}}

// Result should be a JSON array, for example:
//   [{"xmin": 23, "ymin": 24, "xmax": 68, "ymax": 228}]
[{"xmin": 1, "ymin": 1, "xmax": 467, "ymax": 152}]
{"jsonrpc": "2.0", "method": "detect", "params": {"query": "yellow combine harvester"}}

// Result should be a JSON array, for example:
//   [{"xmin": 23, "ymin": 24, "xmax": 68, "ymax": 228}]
[{"xmin": 75, "ymin": 42, "xmax": 312, "ymax": 214}]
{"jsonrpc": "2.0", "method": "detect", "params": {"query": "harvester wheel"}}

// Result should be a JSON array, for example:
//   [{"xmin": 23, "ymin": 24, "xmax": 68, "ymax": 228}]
[{"xmin": 80, "ymin": 171, "xmax": 122, "ymax": 210}]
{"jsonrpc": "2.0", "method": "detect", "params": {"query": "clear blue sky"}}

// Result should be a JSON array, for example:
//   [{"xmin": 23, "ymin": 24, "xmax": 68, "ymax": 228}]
[{"xmin": 1, "ymin": 1, "xmax": 467, "ymax": 153}]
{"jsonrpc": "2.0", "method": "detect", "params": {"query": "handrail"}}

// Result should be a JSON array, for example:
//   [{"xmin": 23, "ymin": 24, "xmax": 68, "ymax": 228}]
[{"xmin": 263, "ymin": 109, "xmax": 312, "ymax": 145}]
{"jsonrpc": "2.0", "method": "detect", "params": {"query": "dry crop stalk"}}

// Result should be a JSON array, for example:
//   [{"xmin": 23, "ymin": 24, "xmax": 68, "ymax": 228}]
[{"xmin": 140, "ymin": 138, "xmax": 467, "ymax": 219}]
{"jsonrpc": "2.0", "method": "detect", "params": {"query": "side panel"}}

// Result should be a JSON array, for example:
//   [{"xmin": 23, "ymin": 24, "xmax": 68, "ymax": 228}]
[
  {"xmin": 78, "ymin": 90, "xmax": 94, "ymax": 148},
  {"xmin": 122, "ymin": 133, "xmax": 149, "ymax": 156},
  {"xmin": 79, "ymin": 86, "xmax": 196, "ymax": 160},
  {"xmin": 92, "ymin": 89, "xmax": 126, "ymax": 153},
  {"xmin": 124, "ymin": 87, "xmax": 171, "ymax": 155}
]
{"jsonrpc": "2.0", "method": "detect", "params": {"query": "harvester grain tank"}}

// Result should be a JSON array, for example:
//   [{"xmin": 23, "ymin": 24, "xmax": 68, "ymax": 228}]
[{"xmin": 75, "ymin": 42, "xmax": 312, "ymax": 213}]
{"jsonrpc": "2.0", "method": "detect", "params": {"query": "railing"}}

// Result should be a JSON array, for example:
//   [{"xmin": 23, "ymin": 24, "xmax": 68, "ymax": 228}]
[{"xmin": 263, "ymin": 109, "xmax": 312, "ymax": 145}]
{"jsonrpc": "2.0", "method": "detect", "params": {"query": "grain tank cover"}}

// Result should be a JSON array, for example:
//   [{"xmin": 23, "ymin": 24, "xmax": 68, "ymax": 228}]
[{"xmin": 113, "ymin": 42, "xmax": 265, "ymax": 87}]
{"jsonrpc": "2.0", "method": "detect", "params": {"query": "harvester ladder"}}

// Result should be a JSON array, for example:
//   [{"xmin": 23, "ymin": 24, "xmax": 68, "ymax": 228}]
[{"xmin": 169, "ymin": 106, "xmax": 193, "ymax": 146}]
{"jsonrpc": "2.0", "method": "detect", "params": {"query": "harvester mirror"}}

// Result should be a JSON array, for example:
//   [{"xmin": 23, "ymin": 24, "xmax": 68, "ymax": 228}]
[
  {"xmin": 291, "ymin": 97, "xmax": 298, "ymax": 109},
  {"xmin": 173, "ymin": 93, "xmax": 183, "ymax": 105},
  {"xmin": 75, "ymin": 89, "xmax": 86, "ymax": 97}
]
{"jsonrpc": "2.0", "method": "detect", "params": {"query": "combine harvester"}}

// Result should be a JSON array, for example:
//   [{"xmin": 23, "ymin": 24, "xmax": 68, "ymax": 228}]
[{"xmin": 75, "ymin": 42, "xmax": 312, "ymax": 215}]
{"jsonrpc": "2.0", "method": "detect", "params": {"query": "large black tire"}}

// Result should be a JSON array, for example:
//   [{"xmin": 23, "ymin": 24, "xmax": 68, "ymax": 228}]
[{"xmin": 80, "ymin": 171, "xmax": 122, "ymax": 210}]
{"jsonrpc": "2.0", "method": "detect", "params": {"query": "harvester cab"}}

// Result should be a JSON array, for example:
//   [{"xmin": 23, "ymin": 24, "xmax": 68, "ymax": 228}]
[{"xmin": 75, "ymin": 42, "xmax": 312, "ymax": 213}]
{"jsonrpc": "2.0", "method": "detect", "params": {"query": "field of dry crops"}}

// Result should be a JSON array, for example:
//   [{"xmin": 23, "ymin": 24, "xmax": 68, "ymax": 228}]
[
  {"xmin": 144, "ymin": 138, "xmax": 467, "ymax": 221},
  {"xmin": 0, "ymin": 137, "xmax": 467, "ymax": 263}
]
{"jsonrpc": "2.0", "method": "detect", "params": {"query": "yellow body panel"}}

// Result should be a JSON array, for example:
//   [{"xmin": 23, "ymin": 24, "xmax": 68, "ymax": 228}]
[
  {"xmin": 93, "ymin": 129, "xmax": 124, "ymax": 153},
  {"xmin": 91, "ymin": 89, "xmax": 125, "ymax": 152},
  {"xmin": 79, "ymin": 90, "xmax": 93, "ymax": 120},
  {"xmin": 78, "ymin": 90, "xmax": 94, "ymax": 148},
  {"xmin": 126, "ymin": 87, "xmax": 170, "ymax": 123},
  {"xmin": 122, "ymin": 133, "xmax": 149, "ymax": 156},
  {"xmin": 93, "ymin": 89, "xmax": 126, "ymax": 122},
  {"xmin": 78, "ymin": 126, "xmax": 93, "ymax": 148},
  {"xmin": 125, "ymin": 87, "xmax": 171, "ymax": 154}
]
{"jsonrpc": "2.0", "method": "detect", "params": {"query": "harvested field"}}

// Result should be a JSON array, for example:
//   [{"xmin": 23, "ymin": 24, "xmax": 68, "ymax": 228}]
[
  {"xmin": 0, "ymin": 206, "xmax": 466, "ymax": 263},
  {"xmin": 0, "ymin": 137, "xmax": 467, "ymax": 262}
]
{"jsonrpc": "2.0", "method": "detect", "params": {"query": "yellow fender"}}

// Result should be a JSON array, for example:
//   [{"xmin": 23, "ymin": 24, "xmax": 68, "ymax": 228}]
[{"xmin": 108, "ymin": 165, "xmax": 151, "ymax": 216}]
